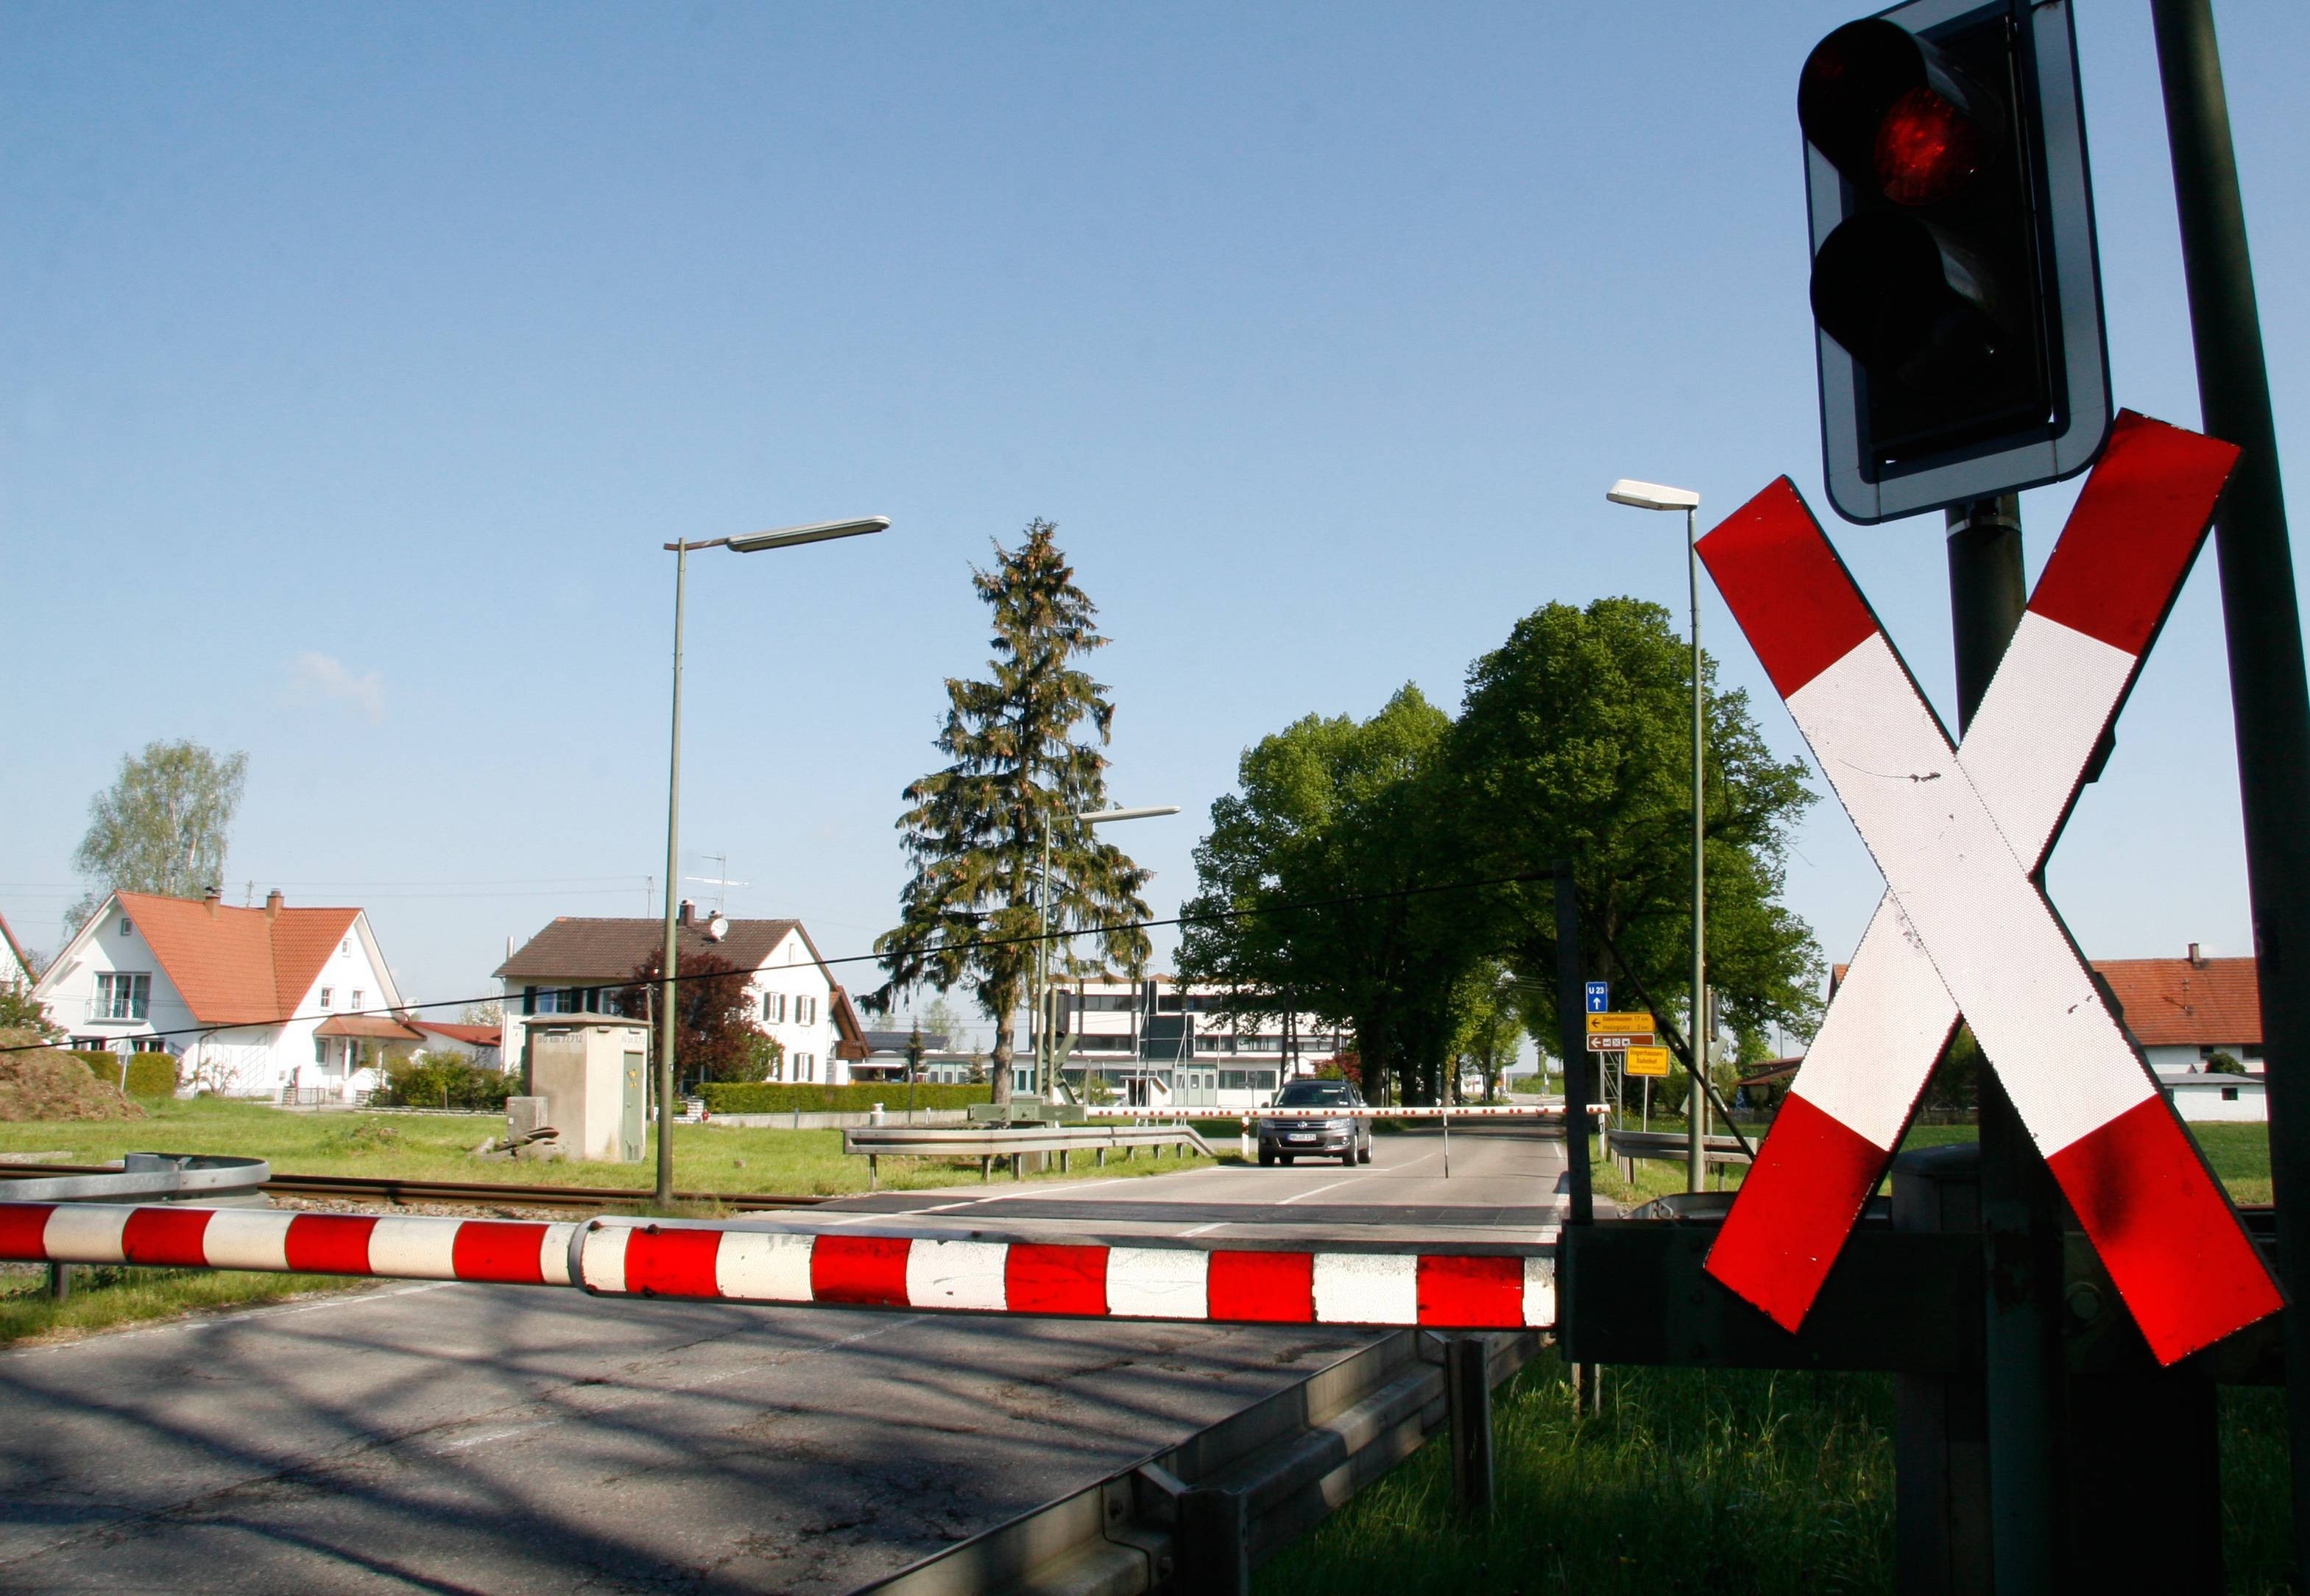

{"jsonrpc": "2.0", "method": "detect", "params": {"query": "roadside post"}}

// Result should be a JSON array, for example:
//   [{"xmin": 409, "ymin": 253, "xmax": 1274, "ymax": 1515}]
[{"xmin": 2150, "ymin": 3, "xmax": 2310, "ymax": 1578}]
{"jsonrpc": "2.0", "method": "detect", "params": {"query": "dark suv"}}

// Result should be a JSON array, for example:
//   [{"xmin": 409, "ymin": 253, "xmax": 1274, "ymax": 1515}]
[{"xmin": 1256, "ymin": 1079, "xmax": 1371, "ymax": 1168}]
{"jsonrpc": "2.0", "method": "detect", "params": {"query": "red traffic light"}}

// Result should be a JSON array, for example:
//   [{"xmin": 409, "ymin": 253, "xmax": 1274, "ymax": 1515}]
[{"xmin": 1800, "ymin": 19, "xmax": 2003, "ymax": 206}]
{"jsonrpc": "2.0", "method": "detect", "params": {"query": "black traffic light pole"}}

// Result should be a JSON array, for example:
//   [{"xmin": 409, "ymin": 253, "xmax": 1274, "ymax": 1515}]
[{"xmin": 2150, "ymin": 1, "xmax": 2310, "ymax": 1582}]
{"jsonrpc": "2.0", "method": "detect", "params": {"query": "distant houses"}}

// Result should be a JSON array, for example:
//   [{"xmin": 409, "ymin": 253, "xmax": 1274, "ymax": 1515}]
[
  {"xmin": 495, "ymin": 902, "xmax": 869, "ymax": 1086},
  {"xmin": 29, "ymin": 887, "xmax": 407, "ymax": 1101}
]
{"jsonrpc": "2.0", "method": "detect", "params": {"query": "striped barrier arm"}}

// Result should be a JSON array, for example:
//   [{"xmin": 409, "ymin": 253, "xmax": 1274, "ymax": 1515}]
[
  {"xmin": 0, "ymin": 1203, "xmax": 577, "ymax": 1287},
  {"xmin": 1696, "ymin": 413, "xmax": 2279, "ymax": 1366},
  {"xmin": 578, "ymin": 1221, "xmax": 1556, "ymax": 1329},
  {"xmin": 0, "ymin": 1202, "xmax": 1558, "ymax": 1331}
]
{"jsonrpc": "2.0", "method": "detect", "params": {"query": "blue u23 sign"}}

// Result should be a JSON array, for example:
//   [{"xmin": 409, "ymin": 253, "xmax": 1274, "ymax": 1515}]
[{"xmin": 1585, "ymin": 981, "xmax": 1609, "ymax": 1014}]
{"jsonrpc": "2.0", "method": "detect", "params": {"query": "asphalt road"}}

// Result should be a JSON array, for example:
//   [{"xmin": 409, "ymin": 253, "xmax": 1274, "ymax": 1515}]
[{"xmin": 0, "ymin": 1126, "xmax": 1566, "ymax": 1595}]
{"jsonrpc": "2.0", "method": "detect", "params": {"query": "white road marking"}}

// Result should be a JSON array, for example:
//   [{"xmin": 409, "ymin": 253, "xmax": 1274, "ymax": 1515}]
[{"xmin": 1277, "ymin": 1179, "xmax": 1357, "ymax": 1206}]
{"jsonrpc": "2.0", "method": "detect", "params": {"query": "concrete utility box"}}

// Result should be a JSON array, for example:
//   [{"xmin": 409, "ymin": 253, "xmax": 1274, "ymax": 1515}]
[{"xmin": 523, "ymin": 1015, "xmax": 650, "ymax": 1162}]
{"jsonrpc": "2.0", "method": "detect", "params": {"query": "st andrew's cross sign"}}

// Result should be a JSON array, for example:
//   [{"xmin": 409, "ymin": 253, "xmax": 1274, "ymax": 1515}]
[{"xmin": 1698, "ymin": 412, "xmax": 2281, "ymax": 1367}]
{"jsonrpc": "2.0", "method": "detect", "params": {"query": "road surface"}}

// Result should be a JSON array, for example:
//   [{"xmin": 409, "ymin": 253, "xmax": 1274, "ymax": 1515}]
[{"xmin": 0, "ymin": 1125, "xmax": 1565, "ymax": 1595}]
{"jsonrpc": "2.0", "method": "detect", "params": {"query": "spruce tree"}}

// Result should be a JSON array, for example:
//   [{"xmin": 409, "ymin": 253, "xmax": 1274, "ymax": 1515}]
[{"xmin": 874, "ymin": 520, "xmax": 1152, "ymax": 1105}]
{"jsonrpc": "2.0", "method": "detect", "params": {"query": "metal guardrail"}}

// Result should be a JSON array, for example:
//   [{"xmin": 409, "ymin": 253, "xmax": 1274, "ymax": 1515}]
[
  {"xmin": 861, "ymin": 1327, "xmax": 1540, "ymax": 1595},
  {"xmin": 1603, "ymin": 1128, "xmax": 1754, "ymax": 1169},
  {"xmin": 845, "ymin": 1123, "xmax": 1213, "ymax": 1187}
]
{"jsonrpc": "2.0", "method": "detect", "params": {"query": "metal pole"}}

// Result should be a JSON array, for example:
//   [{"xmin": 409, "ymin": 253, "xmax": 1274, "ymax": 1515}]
[
  {"xmin": 2151, "ymin": 8, "xmax": 2310, "ymax": 1578},
  {"xmin": 1553, "ymin": 865, "xmax": 1592, "ymax": 1226},
  {"xmin": 1948, "ymin": 495, "xmax": 2063, "ymax": 1594},
  {"xmin": 656, "ymin": 540, "xmax": 687, "ymax": 1206},
  {"xmin": 1686, "ymin": 502, "xmax": 1707, "ymax": 1194},
  {"xmin": 1037, "ymin": 816, "xmax": 1052, "ymax": 1101}
]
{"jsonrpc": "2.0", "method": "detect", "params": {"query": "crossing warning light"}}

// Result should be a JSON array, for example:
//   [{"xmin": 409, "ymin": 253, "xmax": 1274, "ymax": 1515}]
[{"xmin": 1798, "ymin": 0, "xmax": 2110, "ymax": 524}]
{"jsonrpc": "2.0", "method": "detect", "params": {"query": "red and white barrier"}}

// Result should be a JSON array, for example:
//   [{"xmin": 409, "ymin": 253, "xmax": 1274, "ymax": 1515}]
[
  {"xmin": 0, "ymin": 1201, "xmax": 1558, "ymax": 1332},
  {"xmin": 0, "ymin": 1203, "xmax": 578, "ymax": 1287},
  {"xmin": 1695, "ymin": 412, "xmax": 2279, "ymax": 1366},
  {"xmin": 578, "ymin": 1221, "xmax": 1555, "ymax": 1328}
]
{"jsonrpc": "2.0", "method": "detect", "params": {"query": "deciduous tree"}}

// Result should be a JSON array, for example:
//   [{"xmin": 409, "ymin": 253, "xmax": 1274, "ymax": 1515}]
[
  {"xmin": 621, "ymin": 948, "xmax": 778, "ymax": 1084},
  {"xmin": 68, "ymin": 740, "xmax": 248, "ymax": 932},
  {"xmin": 1445, "ymin": 598, "xmax": 1823, "ymax": 1059}
]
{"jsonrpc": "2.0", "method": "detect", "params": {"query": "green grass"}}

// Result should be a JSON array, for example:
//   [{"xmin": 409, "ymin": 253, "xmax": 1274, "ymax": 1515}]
[
  {"xmin": 0, "ymin": 1095, "xmax": 1228, "ymax": 1196},
  {"xmin": 1262, "ymin": 1349, "xmax": 2295, "ymax": 1596},
  {"xmin": 0, "ymin": 1260, "xmax": 370, "ymax": 1346},
  {"xmin": 1589, "ymin": 1117, "xmax": 2273, "ymax": 1209}
]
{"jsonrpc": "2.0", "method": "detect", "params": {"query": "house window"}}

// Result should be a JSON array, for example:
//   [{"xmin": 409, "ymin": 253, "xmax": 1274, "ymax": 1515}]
[
  {"xmin": 119, "ymin": 917, "xmax": 134, "ymax": 937},
  {"xmin": 2223, "ymin": 1087, "xmax": 2241, "ymax": 1102},
  {"xmin": 320, "ymin": 987, "xmax": 334, "ymax": 1009},
  {"xmin": 350, "ymin": 990, "xmax": 364, "ymax": 1011},
  {"xmin": 93, "ymin": 972, "xmax": 150, "ymax": 1020},
  {"xmin": 315, "ymin": 1037, "xmax": 328, "ymax": 1064},
  {"xmin": 342, "ymin": 939, "xmax": 352, "ymax": 956},
  {"xmin": 133, "ymin": 1037, "xmax": 168, "ymax": 1053},
  {"xmin": 764, "ymin": 992, "xmax": 785, "ymax": 1024}
]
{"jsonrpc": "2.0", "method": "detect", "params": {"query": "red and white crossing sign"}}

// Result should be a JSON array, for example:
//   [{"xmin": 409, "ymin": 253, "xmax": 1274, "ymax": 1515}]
[{"xmin": 1697, "ymin": 412, "xmax": 2281, "ymax": 1366}]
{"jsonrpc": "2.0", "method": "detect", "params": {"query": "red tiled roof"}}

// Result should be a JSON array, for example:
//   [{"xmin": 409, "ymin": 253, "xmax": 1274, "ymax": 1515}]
[
  {"xmin": 412, "ymin": 1020, "xmax": 501, "ymax": 1048},
  {"xmin": 2095, "ymin": 956, "xmax": 2260, "ymax": 1048},
  {"xmin": 114, "ymin": 891, "xmax": 361, "ymax": 1026},
  {"xmin": 314, "ymin": 1014, "xmax": 425, "ymax": 1042}
]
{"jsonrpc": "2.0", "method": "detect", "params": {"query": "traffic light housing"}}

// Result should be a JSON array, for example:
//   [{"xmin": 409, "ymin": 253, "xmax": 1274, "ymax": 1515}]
[{"xmin": 1801, "ymin": 0, "xmax": 2109, "ymax": 524}]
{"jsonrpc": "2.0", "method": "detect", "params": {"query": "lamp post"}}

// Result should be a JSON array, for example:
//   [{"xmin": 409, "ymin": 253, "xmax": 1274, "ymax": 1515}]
[
  {"xmin": 1036, "ymin": 804, "xmax": 1180, "ymax": 1101},
  {"xmin": 657, "ymin": 515, "xmax": 889, "ymax": 1203},
  {"xmin": 1607, "ymin": 478, "xmax": 1709, "ymax": 1194}
]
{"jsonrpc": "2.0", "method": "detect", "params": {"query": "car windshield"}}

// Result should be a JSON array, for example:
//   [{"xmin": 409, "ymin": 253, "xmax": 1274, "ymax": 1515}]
[{"xmin": 1274, "ymin": 1081, "xmax": 1352, "ymax": 1107}]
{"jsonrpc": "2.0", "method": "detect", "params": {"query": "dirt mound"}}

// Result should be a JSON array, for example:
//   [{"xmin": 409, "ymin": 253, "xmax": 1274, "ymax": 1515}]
[{"xmin": 0, "ymin": 1037, "xmax": 146, "ymax": 1122}]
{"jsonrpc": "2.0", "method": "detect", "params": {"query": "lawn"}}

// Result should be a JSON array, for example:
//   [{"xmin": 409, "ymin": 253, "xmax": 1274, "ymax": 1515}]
[
  {"xmin": 1589, "ymin": 1117, "xmax": 2273, "ymax": 1209},
  {"xmin": 0, "ymin": 1095, "xmax": 1228, "ymax": 1196},
  {"xmin": 1259, "ymin": 1348, "xmax": 2294, "ymax": 1596}
]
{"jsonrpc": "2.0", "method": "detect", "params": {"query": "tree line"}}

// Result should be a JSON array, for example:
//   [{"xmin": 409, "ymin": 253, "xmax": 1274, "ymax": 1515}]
[
  {"xmin": 1179, "ymin": 598, "xmax": 1824, "ymax": 1104},
  {"xmin": 874, "ymin": 520, "xmax": 1823, "ymax": 1109}
]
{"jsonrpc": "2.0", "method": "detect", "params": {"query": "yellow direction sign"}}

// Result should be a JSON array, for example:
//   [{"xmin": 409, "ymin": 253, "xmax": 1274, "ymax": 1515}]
[
  {"xmin": 1586, "ymin": 1011, "xmax": 1656, "ymax": 1035},
  {"xmin": 1624, "ymin": 1045, "xmax": 1672, "ymax": 1078}
]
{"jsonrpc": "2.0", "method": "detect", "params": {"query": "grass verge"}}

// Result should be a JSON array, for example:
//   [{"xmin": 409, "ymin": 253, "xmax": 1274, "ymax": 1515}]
[
  {"xmin": 1260, "ymin": 1349, "xmax": 2293, "ymax": 1596},
  {"xmin": 0, "ymin": 1095, "xmax": 1229, "ymax": 1196},
  {"xmin": 0, "ymin": 1261, "xmax": 369, "ymax": 1347},
  {"xmin": 1588, "ymin": 1118, "xmax": 2272, "ymax": 1208}
]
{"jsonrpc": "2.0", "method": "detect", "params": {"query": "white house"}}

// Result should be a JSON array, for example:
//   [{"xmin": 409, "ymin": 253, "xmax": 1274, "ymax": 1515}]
[
  {"xmin": 2163, "ymin": 1071, "xmax": 2267, "ymax": 1123},
  {"xmin": 495, "ymin": 903, "xmax": 868, "ymax": 1086},
  {"xmin": 406, "ymin": 1020, "xmax": 501, "ymax": 1066},
  {"xmin": 2097, "ymin": 945, "xmax": 2263, "ymax": 1076},
  {"xmin": 31, "ymin": 888, "xmax": 407, "ymax": 1100},
  {"xmin": 0, "ymin": 910, "xmax": 35, "ymax": 995}
]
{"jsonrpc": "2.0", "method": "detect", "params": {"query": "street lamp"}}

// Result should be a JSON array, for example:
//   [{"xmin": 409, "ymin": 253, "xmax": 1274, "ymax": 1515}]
[
  {"xmin": 1036, "ymin": 804, "xmax": 1181, "ymax": 1101},
  {"xmin": 1607, "ymin": 478, "xmax": 1709, "ymax": 1195},
  {"xmin": 657, "ymin": 515, "xmax": 889, "ymax": 1202}
]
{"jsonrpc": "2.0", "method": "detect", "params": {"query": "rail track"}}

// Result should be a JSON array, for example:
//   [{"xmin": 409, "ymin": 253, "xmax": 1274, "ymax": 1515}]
[{"xmin": 0, "ymin": 1162, "xmax": 828, "ymax": 1212}]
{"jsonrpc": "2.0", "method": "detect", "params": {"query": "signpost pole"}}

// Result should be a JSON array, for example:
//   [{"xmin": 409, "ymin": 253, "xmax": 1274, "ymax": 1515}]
[
  {"xmin": 1554, "ymin": 866, "xmax": 1592, "ymax": 1227},
  {"xmin": 2150, "ymin": 7, "xmax": 2310, "ymax": 1578},
  {"xmin": 1946, "ymin": 495, "xmax": 2064, "ymax": 1593}
]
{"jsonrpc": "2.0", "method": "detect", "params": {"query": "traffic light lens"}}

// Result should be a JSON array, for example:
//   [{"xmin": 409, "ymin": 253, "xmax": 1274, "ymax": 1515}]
[{"xmin": 1875, "ymin": 87, "xmax": 1989, "ymax": 205}]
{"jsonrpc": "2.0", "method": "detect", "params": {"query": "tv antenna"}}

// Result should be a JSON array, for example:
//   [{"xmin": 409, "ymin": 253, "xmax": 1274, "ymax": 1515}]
[{"xmin": 683, "ymin": 852, "xmax": 749, "ymax": 916}]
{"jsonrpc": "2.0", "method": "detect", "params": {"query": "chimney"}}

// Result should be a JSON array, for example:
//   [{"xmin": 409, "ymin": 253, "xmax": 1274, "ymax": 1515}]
[
  {"xmin": 264, "ymin": 889, "xmax": 284, "ymax": 921},
  {"xmin": 203, "ymin": 884, "xmax": 222, "ymax": 919},
  {"xmin": 678, "ymin": 899, "xmax": 695, "ymax": 927},
  {"xmin": 2189, "ymin": 942, "xmax": 2205, "ymax": 967}
]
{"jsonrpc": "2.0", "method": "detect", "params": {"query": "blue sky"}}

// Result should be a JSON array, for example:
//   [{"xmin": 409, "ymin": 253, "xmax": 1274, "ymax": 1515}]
[{"xmin": 4, "ymin": 1, "xmax": 2305, "ymax": 1034}]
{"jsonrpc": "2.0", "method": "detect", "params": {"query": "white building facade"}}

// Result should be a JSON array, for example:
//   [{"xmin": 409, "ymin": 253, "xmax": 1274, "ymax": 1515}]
[
  {"xmin": 496, "ymin": 905, "xmax": 867, "ymax": 1086},
  {"xmin": 32, "ymin": 888, "xmax": 406, "ymax": 1101},
  {"xmin": 1043, "ymin": 975, "xmax": 1347, "ymax": 1111}
]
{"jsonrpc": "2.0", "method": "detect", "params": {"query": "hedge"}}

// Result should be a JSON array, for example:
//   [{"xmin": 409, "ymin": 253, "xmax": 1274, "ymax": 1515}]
[
  {"xmin": 71, "ymin": 1051, "xmax": 179, "ymax": 1097},
  {"xmin": 700, "ymin": 1081, "xmax": 992, "ymax": 1115}
]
